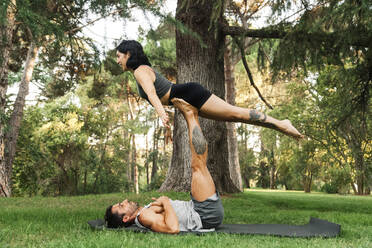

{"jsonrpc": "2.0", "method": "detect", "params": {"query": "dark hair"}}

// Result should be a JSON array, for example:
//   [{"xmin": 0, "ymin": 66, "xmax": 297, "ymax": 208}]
[
  {"xmin": 116, "ymin": 40, "xmax": 151, "ymax": 70},
  {"xmin": 104, "ymin": 205, "xmax": 132, "ymax": 228}
]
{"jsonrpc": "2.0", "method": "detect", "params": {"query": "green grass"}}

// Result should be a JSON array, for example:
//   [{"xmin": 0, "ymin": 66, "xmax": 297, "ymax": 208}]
[{"xmin": 1, "ymin": 190, "xmax": 371, "ymax": 248}]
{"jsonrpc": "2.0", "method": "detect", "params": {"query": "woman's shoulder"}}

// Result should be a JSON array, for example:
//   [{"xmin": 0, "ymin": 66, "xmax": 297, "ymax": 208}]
[
  {"xmin": 133, "ymin": 65, "xmax": 156, "ymax": 82},
  {"xmin": 134, "ymin": 65, "xmax": 154, "ymax": 74}
]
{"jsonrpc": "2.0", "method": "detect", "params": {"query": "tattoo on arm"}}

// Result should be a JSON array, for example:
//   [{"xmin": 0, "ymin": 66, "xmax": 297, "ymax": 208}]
[{"xmin": 192, "ymin": 126, "xmax": 207, "ymax": 155}]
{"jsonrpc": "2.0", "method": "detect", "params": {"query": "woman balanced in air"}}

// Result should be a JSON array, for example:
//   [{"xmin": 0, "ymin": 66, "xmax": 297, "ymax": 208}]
[{"xmin": 116, "ymin": 40, "xmax": 303, "ymax": 140}]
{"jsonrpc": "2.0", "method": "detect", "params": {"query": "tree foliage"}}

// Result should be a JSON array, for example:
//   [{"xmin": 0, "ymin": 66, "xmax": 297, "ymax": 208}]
[
  {"xmin": 6, "ymin": 0, "xmax": 372, "ymax": 196},
  {"xmin": 11, "ymin": 16, "xmax": 176, "ymax": 196}
]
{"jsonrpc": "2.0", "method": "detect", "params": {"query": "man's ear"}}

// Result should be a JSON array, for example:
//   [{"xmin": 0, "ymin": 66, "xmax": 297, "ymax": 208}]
[{"xmin": 123, "ymin": 214, "xmax": 135, "ymax": 223}]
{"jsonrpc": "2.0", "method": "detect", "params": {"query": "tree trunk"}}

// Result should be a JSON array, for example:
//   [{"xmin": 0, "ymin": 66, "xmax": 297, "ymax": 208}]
[
  {"xmin": 5, "ymin": 42, "xmax": 38, "ymax": 196},
  {"xmin": 56, "ymin": 152, "xmax": 74, "ymax": 195},
  {"xmin": 365, "ymin": 187, "xmax": 370, "ymax": 195},
  {"xmin": 151, "ymin": 118, "xmax": 159, "ymax": 182},
  {"xmin": 72, "ymin": 166, "xmax": 78, "ymax": 195},
  {"xmin": 145, "ymin": 133, "xmax": 149, "ymax": 185},
  {"xmin": 351, "ymin": 182, "xmax": 357, "ymax": 195},
  {"xmin": 338, "ymin": 120, "xmax": 367, "ymax": 195},
  {"xmin": 354, "ymin": 148, "xmax": 365, "ymax": 195},
  {"xmin": 131, "ymin": 134, "xmax": 139, "ymax": 194},
  {"xmin": 304, "ymin": 172, "xmax": 312, "ymax": 193},
  {"xmin": 0, "ymin": 0, "xmax": 16, "ymax": 197},
  {"xmin": 126, "ymin": 89, "xmax": 136, "ymax": 190},
  {"xmin": 242, "ymin": 176, "xmax": 250, "ymax": 188},
  {"xmin": 160, "ymin": 0, "xmax": 240, "ymax": 193},
  {"xmin": 127, "ymin": 133, "xmax": 132, "ymax": 184},
  {"xmin": 224, "ymin": 42, "xmax": 243, "ymax": 191},
  {"xmin": 83, "ymin": 168, "xmax": 87, "ymax": 194},
  {"xmin": 269, "ymin": 148, "xmax": 276, "ymax": 189},
  {"xmin": 93, "ymin": 137, "xmax": 108, "ymax": 193}
]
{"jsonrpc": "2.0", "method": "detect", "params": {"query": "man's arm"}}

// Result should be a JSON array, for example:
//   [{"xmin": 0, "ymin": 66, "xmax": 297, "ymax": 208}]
[{"xmin": 138, "ymin": 196, "xmax": 179, "ymax": 234}]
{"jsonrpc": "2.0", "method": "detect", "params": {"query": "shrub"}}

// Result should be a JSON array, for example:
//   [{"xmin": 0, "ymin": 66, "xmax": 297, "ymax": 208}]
[{"xmin": 321, "ymin": 183, "xmax": 338, "ymax": 194}]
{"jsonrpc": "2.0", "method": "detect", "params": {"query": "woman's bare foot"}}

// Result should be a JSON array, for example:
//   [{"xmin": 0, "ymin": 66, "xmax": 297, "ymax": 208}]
[
  {"xmin": 171, "ymin": 98, "xmax": 197, "ymax": 118},
  {"xmin": 278, "ymin": 119, "xmax": 304, "ymax": 140}
]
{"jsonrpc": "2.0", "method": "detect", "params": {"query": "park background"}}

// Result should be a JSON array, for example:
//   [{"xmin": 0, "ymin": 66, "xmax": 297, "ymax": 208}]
[
  {"xmin": 0, "ymin": 0, "xmax": 372, "ymax": 247},
  {"xmin": 1, "ymin": 0, "xmax": 370, "ymax": 197},
  {"xmin": 1, "ymin": 0, "xmax": 371, "ymax": 247}
]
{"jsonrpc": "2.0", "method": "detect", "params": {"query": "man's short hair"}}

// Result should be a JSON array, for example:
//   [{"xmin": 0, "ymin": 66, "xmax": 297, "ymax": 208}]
[{"xmin": 104, "ymin": 205, "xmax": 132, "ymax": 228}]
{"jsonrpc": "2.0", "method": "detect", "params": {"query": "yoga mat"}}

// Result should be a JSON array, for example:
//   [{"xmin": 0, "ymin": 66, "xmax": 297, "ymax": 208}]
[{"xmin": 87, "ymin": 217, "xmax": 341, "ymax": 237}]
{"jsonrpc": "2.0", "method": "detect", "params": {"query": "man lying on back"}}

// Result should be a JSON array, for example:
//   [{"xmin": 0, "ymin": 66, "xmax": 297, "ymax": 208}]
[{"xmin": 104, "ymin": 98, "xmax": 224, "ymax": 233}]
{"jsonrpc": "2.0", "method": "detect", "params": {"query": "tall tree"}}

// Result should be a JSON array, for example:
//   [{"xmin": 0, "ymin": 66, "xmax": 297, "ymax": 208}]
[
  {"xmin": 5, "ymin": 36, "xmax": 39, "ymax": 193},
  {"xmin": 1, "ymin": 0, "xmax": 89, "ymax": 197},
  {"xmin": 224, "ymin": 41, "xmax": 242, "ymax": 191},
  {"xmin": 160, "ymin": 0, "xmax": 241, "ymax": 192},
  {"xmin": 161, "ymin": 0, "xmax": 370, "ymax": 193},
  {"xmin": 1, "ymin": 0, "xmax": 164, "ymax": 197},
  {"xmin": 223, "ymin": 0, "xmax": 271, "ymax": 191},
  {"xmin": 0, "ymin": 0, "xmax": 17, "ymax": 197}
]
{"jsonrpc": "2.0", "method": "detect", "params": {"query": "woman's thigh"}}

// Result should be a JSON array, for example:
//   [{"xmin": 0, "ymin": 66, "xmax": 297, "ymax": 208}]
[
  {"xmin": 170, "ymin": 83, "xmax": 212, "ymax": 109},
  {"xmin": 199, "ymin": 94, "xmax": 247, "ymax": 121}
]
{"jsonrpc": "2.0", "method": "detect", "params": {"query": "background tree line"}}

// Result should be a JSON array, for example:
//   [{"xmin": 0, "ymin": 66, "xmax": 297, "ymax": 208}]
[{"xmin": 1, "ymin": 0, "xmax": 370, "ymax": 197}]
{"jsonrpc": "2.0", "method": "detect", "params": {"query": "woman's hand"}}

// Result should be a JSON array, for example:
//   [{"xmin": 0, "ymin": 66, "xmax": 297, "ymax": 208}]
[{"xmin": 160, "ymin": 112, "xmax": 170, "ymax": 128}]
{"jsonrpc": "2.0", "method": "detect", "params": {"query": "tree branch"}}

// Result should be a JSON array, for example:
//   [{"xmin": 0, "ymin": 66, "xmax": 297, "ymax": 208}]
[
  {"xmin": 235, "ymin": 38, "xmax": 273, "ymax": 109},
  {"xmin": 66, "ymin": 8, "xmax": 125, "ymax": 35},
  {"xmin": 223, "ymin": 25, "xmax": 371, "ymax": 48},
  {"xmin": 224, "ymin": 25, "xmax": 286, "ymax": 39}
]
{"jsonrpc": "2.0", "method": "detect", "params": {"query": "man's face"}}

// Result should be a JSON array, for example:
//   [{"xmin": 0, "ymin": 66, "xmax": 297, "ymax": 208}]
[
  {"xmin": 116, "ymin": 51, "xmax": 130, "ymax": 71},
  {"xmin": 111, "ymin": 199, "xmax": 138, "ymax": 217}
]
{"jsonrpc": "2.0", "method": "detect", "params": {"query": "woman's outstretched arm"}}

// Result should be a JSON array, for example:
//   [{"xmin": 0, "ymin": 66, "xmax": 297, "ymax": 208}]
[{"xmin": 134, "ymin": 66, "xmax": 170, "ymax": 127}]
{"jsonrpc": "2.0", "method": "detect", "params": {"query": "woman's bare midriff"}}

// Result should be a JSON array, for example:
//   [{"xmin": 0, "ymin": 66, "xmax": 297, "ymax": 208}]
[
  {"xmin": 160, "ymin": 88, "xmax": 172, "ymax": 105},
  {"xmin": 138, "ymin": 65, "xmax": 173, "ymax": 106}
]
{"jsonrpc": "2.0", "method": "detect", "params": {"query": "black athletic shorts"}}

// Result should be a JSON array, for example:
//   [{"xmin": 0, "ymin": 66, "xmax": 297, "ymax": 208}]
[
  {"xmin": 191, "ymin": 192, "xmax": 224, "ymax": 229},
  {"xmin": 169, "ymin": 82, "xmax": 212, "ymax": 109}
]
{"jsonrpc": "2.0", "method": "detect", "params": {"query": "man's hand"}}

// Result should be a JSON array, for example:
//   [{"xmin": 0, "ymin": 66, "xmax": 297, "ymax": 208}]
[
  {"xmin": 151, "ymin": 196, "xmax": 169, "ymax": 207},
  {"xmin": 150, "ymin": 196, "xmax": 168, "ymax": 213},
  {"xmin": 139, "ymin": 196, "xmax": 179, "ymax": 234}
]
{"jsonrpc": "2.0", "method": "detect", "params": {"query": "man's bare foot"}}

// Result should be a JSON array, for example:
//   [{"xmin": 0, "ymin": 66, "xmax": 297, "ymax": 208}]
[
  {"xmin": 279, "ymin": 119, "xmax": 304, "ymax": 140},
  {"xmin": 171, "ymin": 98, "xmax": 197, "ymax": 117}
]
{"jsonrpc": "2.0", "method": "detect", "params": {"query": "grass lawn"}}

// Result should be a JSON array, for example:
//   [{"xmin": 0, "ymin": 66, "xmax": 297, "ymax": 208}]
[{"xmin": 1, "ymin": 190, "xmax": 371, "ymax": 248}]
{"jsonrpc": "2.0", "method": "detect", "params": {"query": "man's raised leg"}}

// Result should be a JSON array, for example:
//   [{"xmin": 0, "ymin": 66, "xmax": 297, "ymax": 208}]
[{"xmin": 171, "ymin": 98, "xmax": 216, "ymax": 202}]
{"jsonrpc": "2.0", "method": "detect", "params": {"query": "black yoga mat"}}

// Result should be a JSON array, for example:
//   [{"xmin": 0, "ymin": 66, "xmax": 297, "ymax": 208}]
[{"xmin": 87, "ymin": 217, "xmax": 340, "ymax": 238}]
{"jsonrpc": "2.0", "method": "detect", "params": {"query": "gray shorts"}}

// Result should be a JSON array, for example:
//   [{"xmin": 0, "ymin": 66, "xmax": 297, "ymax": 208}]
[{"xmin": 191, "ymin": 192, "xmax": 224, "ymax": 229}]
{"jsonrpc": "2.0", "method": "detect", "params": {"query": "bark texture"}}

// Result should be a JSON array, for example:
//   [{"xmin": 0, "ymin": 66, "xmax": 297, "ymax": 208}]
[
  {"xmin": 131, "ymin": 134, "xmax": 139, "ymax": 194},
  {"xmin": 160, "ymin": 0, "xmax": 240, "ymax": 193},
  {"xmin": 151, "ymin": 118, "xmax": 159, "ymax": 183},
  {"xmin": 224, "ymin": 43, "xmax": 242, "ymax": 191},
  {"xmin": 5, "ymin": 43, "xmax": 39, "ymax": 194},
  {"xmin": 0, "ymin": 0, "xmax": 17, "ymax": 197}
]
